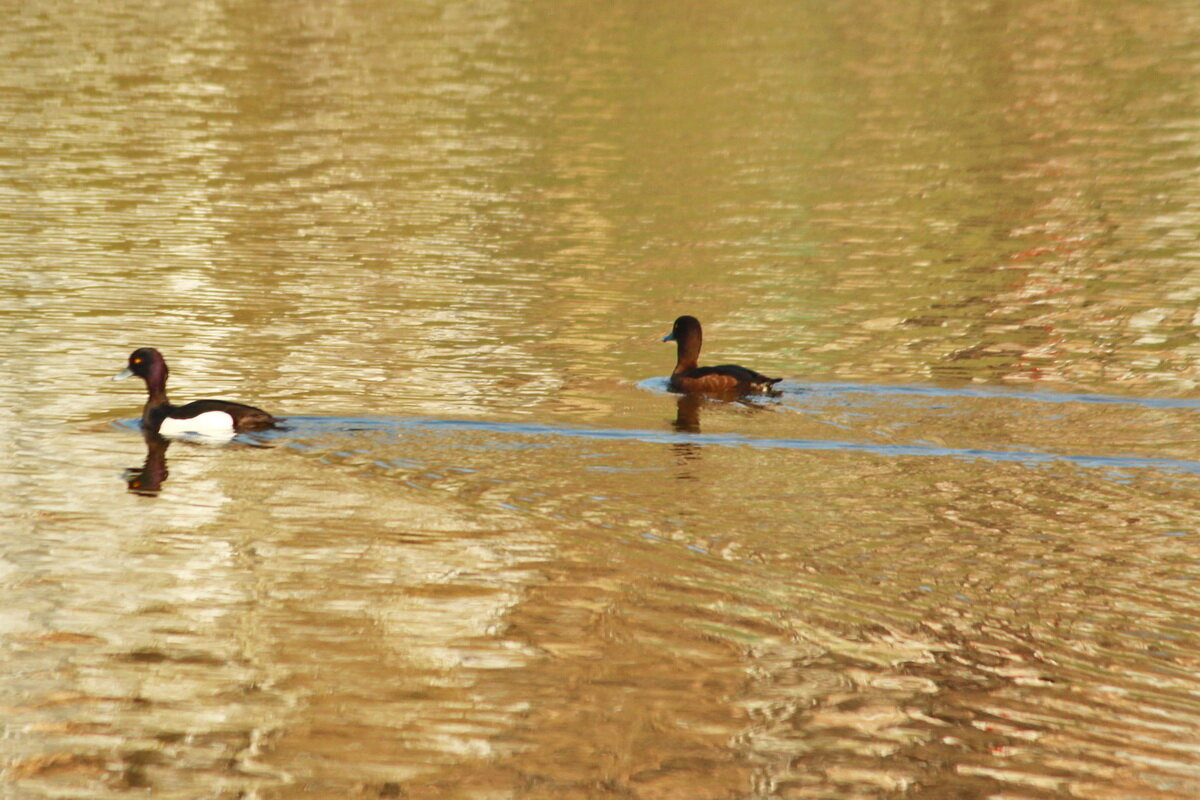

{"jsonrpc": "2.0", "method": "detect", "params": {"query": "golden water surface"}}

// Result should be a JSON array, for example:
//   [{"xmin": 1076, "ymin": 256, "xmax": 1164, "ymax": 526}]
[{"xmin": 3, "ymin": 0, "xmax": 1200, "ymax": 798}]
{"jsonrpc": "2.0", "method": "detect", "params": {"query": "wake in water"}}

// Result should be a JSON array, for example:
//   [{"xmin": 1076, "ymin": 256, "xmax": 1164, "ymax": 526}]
[{"xmin": 115, "ymin": 376, "xmax": 1200, "ymax": 478}]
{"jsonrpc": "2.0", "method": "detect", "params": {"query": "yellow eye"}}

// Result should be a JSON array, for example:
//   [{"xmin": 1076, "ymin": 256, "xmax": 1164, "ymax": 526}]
[{"xmin": 132, "ymin": 358, "xmax": 142, "ymax": 364}]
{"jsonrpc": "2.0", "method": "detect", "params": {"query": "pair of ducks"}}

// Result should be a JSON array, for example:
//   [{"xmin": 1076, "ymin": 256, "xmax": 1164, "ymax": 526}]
[{"xmin": 115, "ymin": 316, "xmax": 782, "ymax": 436}]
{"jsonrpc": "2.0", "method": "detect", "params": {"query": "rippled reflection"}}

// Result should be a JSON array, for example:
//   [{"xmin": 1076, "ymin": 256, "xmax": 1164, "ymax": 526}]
[
  {"xmin": 122, "ymin": 433, "xmax": 170, "ymax": 495},
  {"xmin": 672, "ymin": 393, "xmax": 704, "ymax": 433}
]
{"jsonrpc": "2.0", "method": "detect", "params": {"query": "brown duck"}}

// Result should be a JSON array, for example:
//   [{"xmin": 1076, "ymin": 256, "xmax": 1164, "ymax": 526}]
[{"xmin": 662, "ymin": 315, "xmax": 782, "ymax": 394}]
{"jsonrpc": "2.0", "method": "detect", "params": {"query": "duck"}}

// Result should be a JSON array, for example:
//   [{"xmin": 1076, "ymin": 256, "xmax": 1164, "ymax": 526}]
[
  {"xmin": 113, "ymin": 347, "xmax": 278, "ymax": 436},
  {"xmin": 662, "ymin": 315, "xmax": 782, "ymax": 394}
]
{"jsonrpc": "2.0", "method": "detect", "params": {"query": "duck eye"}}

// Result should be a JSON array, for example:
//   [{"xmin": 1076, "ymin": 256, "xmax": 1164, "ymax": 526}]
[{"xmin": 132, "ymin": 358, "xmax": 142, "ymax": 364}]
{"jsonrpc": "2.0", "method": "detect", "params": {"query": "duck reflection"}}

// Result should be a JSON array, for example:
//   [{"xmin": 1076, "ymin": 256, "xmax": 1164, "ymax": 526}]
[
  {"xmin": 673, "ymin": 393, "xmax": 705, "ymax": 433},
  {"xmin": 671, "ymin": 392, "xmax": 776, "ymax": 435},
  {"xmin": 669, "ymin": 393, "xmax": 782, "ymax": 472},
  {"xmin": 670, "ymin": 395, "xmax": 705, "ymax": 470},
  {"xmin": 124, "ymin": 432, "xmax": 171, "ymax": 495}
]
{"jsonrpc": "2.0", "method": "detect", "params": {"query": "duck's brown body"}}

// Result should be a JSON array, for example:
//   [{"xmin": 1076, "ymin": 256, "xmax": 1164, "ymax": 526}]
[{"xmin": 663, "ymin": 316, "xmax": 781, "ymax": 395}]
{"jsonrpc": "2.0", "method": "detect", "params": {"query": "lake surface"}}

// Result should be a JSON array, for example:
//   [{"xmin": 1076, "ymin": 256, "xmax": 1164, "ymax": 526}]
[{"xmin": 3, "ymin": 0, "xmax": 1200, "ymax": 797}]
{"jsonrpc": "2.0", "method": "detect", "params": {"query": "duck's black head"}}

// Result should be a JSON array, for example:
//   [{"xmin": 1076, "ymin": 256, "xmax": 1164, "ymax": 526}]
[
  {"xmin": 662, "ymin": 315, "xmax": 703, "ymax": 344},
  {"xmin": 114, "ymin": 347, "xmax": 168, "ymax": 387},
  {"xmin": 663, "ymin": 315, "xmax": 703, "ymax": 372}
]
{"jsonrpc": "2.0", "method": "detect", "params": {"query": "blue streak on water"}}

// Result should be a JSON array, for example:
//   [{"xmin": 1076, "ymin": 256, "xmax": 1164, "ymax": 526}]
[
  {"xmin": 798, "ymin": 383, "xmax": 1200, "ymax": 411},
  {"xmin": 271, "ymin": 416, "xmax": 1200, "ymax": 476},
  {"xmin": 638, "ymin": 377, "xmax": 1200, "ymax": 411},
  {"xmin": 113, "ymin": 392, "xmax": 1200, "ymax": 477}
]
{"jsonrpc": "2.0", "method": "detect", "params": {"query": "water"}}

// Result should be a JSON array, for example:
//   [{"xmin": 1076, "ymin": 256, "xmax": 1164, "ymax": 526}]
[{"xmin": 4, "ymin": 0, "xmax": 1200, "ymax": 797}]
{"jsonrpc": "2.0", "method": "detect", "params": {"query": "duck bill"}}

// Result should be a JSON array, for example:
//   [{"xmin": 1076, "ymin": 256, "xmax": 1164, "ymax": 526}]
[
  {"xmin": 112, "ymin": 367, "xmax": 134, "ymax": 381},
  {"xmin": 662, "ymin": 332, "xmax": 676, "ymax": 342}
]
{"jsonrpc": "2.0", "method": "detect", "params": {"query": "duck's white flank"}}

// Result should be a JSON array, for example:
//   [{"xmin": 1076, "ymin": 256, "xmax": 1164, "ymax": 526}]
[{"xmin": 158, "ymin": 410, "xmax": 236, "ymax": 437}]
